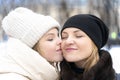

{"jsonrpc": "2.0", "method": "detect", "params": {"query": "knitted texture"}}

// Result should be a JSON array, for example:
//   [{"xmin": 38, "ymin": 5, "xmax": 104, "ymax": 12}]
[
  {"xmin": 2, "ymin": 7, "xmax": 60, "ymax": 48},
  {"xmin": 61, "ymin": 14, "xmax": 109, "ymax": 49}
]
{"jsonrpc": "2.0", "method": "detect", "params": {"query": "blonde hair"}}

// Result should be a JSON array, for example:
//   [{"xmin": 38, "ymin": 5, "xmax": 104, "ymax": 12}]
[
  {"xmin": 32, "ymin": 41, "xmax": 40, "ymax": 52},
  {"xmin": 82, "ymin": 42, "xmax": 99, "ymax": 72}
]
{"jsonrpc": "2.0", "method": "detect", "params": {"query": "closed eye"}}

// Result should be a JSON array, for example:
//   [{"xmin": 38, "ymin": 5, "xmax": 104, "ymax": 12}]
[
  {"xmin": 76, "ymin": 36, "xmax": 83, "ymax": 38},
  {"xmin": 47, "ymin": 38, "xmax": 53, "ymax": 41},
  {"xmin": 61, "ymin": 37, "xmax": 67, "ymax": 40}
]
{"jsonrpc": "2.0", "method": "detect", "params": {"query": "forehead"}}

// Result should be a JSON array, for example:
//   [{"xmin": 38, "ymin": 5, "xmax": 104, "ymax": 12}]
[
  {"xmin": 62, "ymin": 27, "xmax": 81, "ymax": 33},
  {"xmin": 46, "ymin": 28, "xmax": 58, "ymax": 34},
  {"xmin": 39, "ymin": 28, "xmax": 58, "ymax": 39},
  {"xmin": 43, "ymin": 28, "xmax": 58, "ymax": 37}
]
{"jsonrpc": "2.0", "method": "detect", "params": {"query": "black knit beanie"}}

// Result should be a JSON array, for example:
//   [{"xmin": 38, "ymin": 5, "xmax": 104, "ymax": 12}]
[{"xmin": 61, "ymin": 14, "xmax": 109, "ymax": 50}]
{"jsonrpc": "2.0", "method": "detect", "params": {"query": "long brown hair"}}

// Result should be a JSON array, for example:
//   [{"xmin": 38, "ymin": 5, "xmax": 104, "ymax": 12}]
[{"xmin": 81, "ymin": 42, "xmax": 99, "ymax": 72}]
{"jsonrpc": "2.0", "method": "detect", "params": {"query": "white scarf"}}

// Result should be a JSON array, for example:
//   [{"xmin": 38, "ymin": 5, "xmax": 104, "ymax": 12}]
[{"xmin": 0, "ymin": 37, "xmax": 59, "ymax": 80}]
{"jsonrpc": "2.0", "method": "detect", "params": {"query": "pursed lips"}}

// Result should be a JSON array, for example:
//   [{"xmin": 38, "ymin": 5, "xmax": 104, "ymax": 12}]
[{"xmin": 56, "ymin": 48, "xmax": 62, "ymax": 53}]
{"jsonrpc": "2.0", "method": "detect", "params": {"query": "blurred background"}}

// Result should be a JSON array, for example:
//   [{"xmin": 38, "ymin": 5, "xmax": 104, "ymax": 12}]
[
  {"xmin": 0, "ymin": 0, "xmax": 120, "ymax": 73},
  {"xmin": 0, "ymin": 0, "xmax": 120, "ymax": 49}
]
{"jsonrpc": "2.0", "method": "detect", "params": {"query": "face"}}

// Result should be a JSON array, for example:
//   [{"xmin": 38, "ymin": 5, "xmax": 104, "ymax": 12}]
[
  {"xmin": 37, "ymin": 28, "xmax": 63, "ymax": 62},
  {"xmin": 61, "ymin": 27, "xmax": 93, "ymax": 63}
]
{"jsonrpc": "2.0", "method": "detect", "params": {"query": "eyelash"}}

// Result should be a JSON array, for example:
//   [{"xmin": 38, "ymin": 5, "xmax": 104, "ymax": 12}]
[
  {"xmin": 76, "ymin": 35, "xmax": 82, "ymax": 38},
  {"xmin": 47, "ymin": 39, "xmax": 53, "ymax": 41},
  {"xmin": 61, "ymin": 35, "xmax": 82, "ymax": 39},
  {"xmin": 61, "ymin": 37, "xmax": 67, "ymax": 40}
]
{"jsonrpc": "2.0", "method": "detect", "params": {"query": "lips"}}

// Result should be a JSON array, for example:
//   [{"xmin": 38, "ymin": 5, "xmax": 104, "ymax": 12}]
[
  {"xmin": 56, "ymin": 48, "xmax": 62, "ymax": 53},
  {"xmin": 65, "ymin": 48, "xmax": 77, "ymax": 52},
  {"xmin": 57, "ymin": 49, "xmax": 61, "ymax": 51}
]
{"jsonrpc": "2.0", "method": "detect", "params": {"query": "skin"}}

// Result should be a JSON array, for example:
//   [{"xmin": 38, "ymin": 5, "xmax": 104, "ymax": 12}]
[
  {"xmin": 61, "ymin": 27, "xmax": 94, "ymax": 67},
  {"xmin": 35, "ymin": 27, "xmax": 63, "ymax": 62}
]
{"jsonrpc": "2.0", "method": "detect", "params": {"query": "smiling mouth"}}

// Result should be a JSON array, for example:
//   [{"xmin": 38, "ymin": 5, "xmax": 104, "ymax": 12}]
[{"xmin": 65, "ymin": 48, "xmax": 77, "ymax": 52}]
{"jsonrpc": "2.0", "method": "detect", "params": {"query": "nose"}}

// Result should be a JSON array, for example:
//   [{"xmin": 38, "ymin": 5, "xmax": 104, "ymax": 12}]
[
  {"xmin": 57, "ymin": 37, "xmax": 62, "ymax": 45},
  {"xmin": 65, "ymin": 37, "xmax": 74, "ymax": 45}
]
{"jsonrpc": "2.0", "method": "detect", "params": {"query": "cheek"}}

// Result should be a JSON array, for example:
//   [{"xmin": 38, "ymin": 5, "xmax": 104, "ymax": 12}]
[
  {"xmin": 40, "ymin": 43, "xmax": 56, "ymax": 58},
  {"xmin": 61, "ymin": 41, "xmax": 65, "ymax": 50},
  {"xmin": 78, "ymin": 39, "xmax": 93, "ymax": 57},
  {"xmin": 45, "ymin": 43, "xmax": 56, "ymax": 53},
  {"xmin": 40, "ymin": 50, "xmax": 51, "ymax": 61},
  {"xmin": 38, "ymin": 44, "xmax": 46, "ymax": 56}
]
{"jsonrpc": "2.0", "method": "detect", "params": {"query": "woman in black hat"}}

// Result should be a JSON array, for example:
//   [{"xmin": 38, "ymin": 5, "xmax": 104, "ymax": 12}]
[{"xmin": 60, "ymin": 14, "xmax": 119, "ymax": 80}]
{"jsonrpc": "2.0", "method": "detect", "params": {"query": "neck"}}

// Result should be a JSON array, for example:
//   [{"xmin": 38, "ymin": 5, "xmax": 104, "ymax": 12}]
[{"xmin": 74, "ymin": 59, "xmax": 87, "ymax": 68}]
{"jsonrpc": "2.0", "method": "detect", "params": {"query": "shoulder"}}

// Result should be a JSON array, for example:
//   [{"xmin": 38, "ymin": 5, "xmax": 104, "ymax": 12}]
[
  {"xmin": 0, "ymin": 73, "xmax": 30, "ymax": 80},
  {"xmin": 115, "ymin": 73, "xmax": 120, "ymax": 80},
  {"xmin": 0, "ymin": 42, "xmax": 7, "ymax": 55}
]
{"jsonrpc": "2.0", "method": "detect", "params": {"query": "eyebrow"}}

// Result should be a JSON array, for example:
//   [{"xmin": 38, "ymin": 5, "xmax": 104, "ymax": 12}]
[
  {"xmin": 43, "ymin": 33, "xmax": 54, "ymax": 39},
  {"xmin": 46, "ymin": 33, "xmax": 55, "ymax": 36},
  {"xmin": 62, "ymin": 29, "xmax": 80, "ymax": 34},
  {"xmin": 74, "ymin": 30, "xmax": 80, "ymax": 33}
]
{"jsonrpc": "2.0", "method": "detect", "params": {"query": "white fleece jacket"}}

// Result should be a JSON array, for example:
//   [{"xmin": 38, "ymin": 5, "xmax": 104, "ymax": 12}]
[{"xmin": 0, "ymin": 38, "xmax": 59, "ymax": 80}]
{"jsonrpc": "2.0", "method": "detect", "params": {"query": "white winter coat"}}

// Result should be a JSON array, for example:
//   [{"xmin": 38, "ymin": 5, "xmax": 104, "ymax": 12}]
[{"xmin": 0, "ymin": 38, "xmax": 59, "ymax": 80}]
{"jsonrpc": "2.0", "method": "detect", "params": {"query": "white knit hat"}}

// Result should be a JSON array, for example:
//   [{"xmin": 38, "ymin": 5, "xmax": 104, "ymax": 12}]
[{"xmin": 2, "ymin": 7, "xmax": 60, "ymax": 48}]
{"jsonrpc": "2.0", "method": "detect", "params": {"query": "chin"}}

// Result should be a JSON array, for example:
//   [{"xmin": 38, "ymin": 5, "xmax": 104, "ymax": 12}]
[
  {"xmin": 64, "ymin": 57, "xmax": 76, "ymax": 62},
  {"xmin": 55, "ymin": 58, "xmax": 63, "ymax": 62}
]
